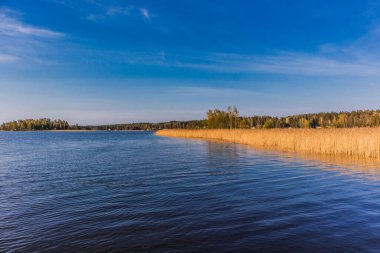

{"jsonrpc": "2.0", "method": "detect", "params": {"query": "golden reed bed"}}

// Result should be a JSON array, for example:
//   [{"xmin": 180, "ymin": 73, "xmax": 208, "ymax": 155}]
[{"xmin": 156, "ymin": 128, "xmax": 380, "ymax": 159}]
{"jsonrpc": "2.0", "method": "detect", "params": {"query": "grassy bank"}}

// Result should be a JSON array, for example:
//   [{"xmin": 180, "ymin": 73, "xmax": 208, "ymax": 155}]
[{"xmin": 156, "ymin": 128, "xmax": 380, "ymax": 159}]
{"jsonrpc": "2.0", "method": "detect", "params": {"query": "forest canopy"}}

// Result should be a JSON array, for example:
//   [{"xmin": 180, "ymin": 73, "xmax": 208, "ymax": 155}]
[{"xmin": 0, "ymin": 119, "xmax": 69, "ymax": 131}]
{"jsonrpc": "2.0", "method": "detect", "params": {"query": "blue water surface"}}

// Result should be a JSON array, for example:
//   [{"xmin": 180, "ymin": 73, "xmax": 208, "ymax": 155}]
[{"xmin": 1, "ymin": 131, "xmax": 380, "ymax": 252}]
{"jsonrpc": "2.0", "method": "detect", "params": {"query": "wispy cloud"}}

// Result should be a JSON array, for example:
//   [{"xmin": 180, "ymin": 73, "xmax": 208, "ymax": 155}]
[
  {"xmin": 165, "ymin": 46, "xmax": 380, "ymax": 77},
  {"xmin": 83, "ymin": 3, "xmax": 151, "ymax": 22},
  {"xmin": 171, "ymin": 86, "xmax": 261, "ymax": 97},
  {"xmin": 65, "ymin": 47, "xmax": 380, "ymax": 78},
  {"xmin": 86, "ymin": 5, "xmax": 131, "ymax": 21},
  {"xmin": 106, "ymin": 6, "xmax": 129, "ymax": 16},
  {"xmin": 139, "ymin": 8, "xmax": 150, "ymax": 20},
  {"xmin": 86, "ymin": 13, "xmax": 104, "ymax": 21},
  {"xmin": 149, "ymin": 24, "xmax": 380, "ymax": 77},
  {"xmin": 0, "ymin": 9, "xmax": 63, "ymax": 38},
  {"xmin": 189, "ymin": 52, "xmax": 380, "ymax": 76},
  {"xmin": 0, "ymin": 53, "xmax": 19, "ymax": 63},
  {"xmin": 0, "ymin": 8, "xmax": 64, "ymax": 64}
]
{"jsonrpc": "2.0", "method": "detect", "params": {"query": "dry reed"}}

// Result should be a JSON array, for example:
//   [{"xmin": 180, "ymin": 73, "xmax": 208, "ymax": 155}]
[{"xmin": 155, "ymin": 128, "xmax": 380, "ymax": 159}]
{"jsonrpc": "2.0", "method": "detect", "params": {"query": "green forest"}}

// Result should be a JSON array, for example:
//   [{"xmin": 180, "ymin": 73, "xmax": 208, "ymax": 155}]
[
  {"xmin": 0, "ymin": 119, "xmax": 69, "ymax": 131},
  {"xmin": 1, "ymin": 108, "xmax": 380, "ymax": 131}
]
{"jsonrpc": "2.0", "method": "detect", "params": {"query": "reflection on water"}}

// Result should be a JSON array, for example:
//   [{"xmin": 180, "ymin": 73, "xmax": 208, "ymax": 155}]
[
  {"xmin": 292, "ymin": 153, "xmax": 380, "ymax": 178},
  {"xmin": 205, "ymin": 138, "xmax": 380, "ymax": 179},
  {"xmin": 1, "ymin": 132, "xmax": 380, "ymax": 252},
  {"xmin": 207, "ymin": 141, "xmax": 240, "ymax": 161},
  {"xmin": 245, "ymin": 145, "xmax": 380, "ymax": 180},
  {"xmin": 205, "ymin": 141, "xmax": 241, "ymax": 175}
]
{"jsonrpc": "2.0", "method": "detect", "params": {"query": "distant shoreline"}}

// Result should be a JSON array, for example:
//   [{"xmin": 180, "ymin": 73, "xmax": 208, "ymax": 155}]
[
  {"xmin": 50, "ymin": 129, "xmax": 147, "ymax": 132},
  {"xmin": 0, "ymin": 129, "xmax": 148, "ymax": 132},
  {"xmin": 49, "ymin": 130, "xmax": 97, "ymax": 132}
]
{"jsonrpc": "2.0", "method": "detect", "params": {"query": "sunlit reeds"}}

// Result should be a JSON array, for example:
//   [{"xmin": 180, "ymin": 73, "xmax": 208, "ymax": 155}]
[{"xmin": 156, "ymin": 128, "xmax": 380, "ymax": 159}]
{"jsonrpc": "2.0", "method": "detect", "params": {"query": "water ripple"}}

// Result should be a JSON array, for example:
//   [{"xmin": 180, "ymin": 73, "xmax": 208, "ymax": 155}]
[{"xmin": 1, "ymin": 131, "xmax": 380, "ymax": 252}]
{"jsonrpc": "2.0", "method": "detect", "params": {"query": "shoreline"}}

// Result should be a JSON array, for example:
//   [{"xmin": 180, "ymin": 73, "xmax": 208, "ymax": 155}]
[
  {"xmin": 156, "ymin": 128, "xmax": 380, "ymax": 159},
  {"xmin": 49, "ymin": 130, "xmax": 96, "ymax": 132},
  {"xmin": 0, "ymin": 129, "xmax": 149, "ymax": 132}
]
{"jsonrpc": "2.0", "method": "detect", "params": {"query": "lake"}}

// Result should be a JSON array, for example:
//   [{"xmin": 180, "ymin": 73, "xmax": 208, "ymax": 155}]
[{"xmin": 1, "ymin": 131, "xmax": 380, "ymax": 252}]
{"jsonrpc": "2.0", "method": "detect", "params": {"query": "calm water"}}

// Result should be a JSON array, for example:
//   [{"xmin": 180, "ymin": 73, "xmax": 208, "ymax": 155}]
[{"xmin": 1, "ymin": 131, "xmax": 380, "ymax": 252}]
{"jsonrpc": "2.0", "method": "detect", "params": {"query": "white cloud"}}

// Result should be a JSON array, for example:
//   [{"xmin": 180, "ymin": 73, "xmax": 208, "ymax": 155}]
[
  {"xmin": 84, "ymin": 4, "xmax": 150, "ymax": 22},
  {"xmin": 0, "ymin": 8, "xmax": 64, "ymax": 63},
  {"xmin": 106, "ymin": 6, "xmax": 129, "ymax": 16},
  {"xmin": 0, "ymin": 53, "xmax": 19, "ymax": 63},
  {"xmin": 139, "ymin": 8, "xmax": 150, "ymax": 20},
  {"xmin": 0, "ymin": 9, "xmax": 64, "ymax": 38}
]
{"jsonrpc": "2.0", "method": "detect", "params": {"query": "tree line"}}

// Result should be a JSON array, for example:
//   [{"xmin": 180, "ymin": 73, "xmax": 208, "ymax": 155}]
[
  {"xmin": 0, "ymin": 118, "xmax": 203, "ymax": 131},
  {"xmin": 80, "ymin": 120, "xmax": 203, "ymax": 131},
  {"xmin": 205, "ymin": 107, "xmax": 380, "ymax": 129},
  {"xmin": 2, "ymin": 108, "xmax": 380, "ymax": 131},
  {"xmin": 0, "ymin": 119, "xmax": 69, "ymax": 131}
]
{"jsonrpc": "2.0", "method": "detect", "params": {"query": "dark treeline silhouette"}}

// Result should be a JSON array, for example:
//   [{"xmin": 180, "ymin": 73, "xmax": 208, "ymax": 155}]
[
  {"xmin": 0, "ymin": 119, "xmax": 69, "ymax": 131},
  {"xmin": 2, "ymin": 108, "xmax": 380, "ymax": 131}
]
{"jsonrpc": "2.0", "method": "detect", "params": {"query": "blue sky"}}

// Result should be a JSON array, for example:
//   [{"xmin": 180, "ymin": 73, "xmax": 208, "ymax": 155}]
[{"xmin": 1, "ymin": 0, "xmax": 380, "ymax": 124}]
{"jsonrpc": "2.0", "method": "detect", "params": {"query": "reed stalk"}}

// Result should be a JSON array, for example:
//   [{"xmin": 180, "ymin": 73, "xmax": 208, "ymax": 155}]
[{"xmin": 156, "ymin": 128, "xmax": 380, "ymax": 159}]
